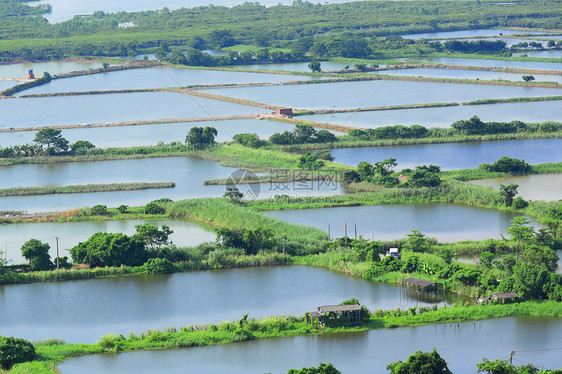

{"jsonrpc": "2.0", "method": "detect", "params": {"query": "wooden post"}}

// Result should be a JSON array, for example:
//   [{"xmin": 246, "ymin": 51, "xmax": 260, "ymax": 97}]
[
  {"xmin": 354, "ymin": 223, "xmax": 357, "ymax": 240},
  {"xmin": 328, "ymin": 224, "xmax": 330, "ymax": 241},
  {"xmin": 55, "ymin": 236, "xmax": 60, "ymax": 271},
  {"xmin": 344, "ymin": 223, "xmax": 348, "ymax": 244}
]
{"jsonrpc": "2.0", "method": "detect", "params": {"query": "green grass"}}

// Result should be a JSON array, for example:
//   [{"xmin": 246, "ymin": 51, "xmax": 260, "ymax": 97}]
[{"xmin": 0, "ymin": 182, "xmax": 175, "ymax": 197}]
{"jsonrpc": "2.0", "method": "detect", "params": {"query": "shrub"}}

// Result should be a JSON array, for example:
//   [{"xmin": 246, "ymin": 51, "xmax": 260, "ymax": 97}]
[
  {"xmin": 0, "ymin": 337, "xmax": 36, "ymax": 369},
  {"xmin": 145, "ymin": 202, "xmax": 165, "ymax": 215},
  {"xmin": 91, "ymin": 204, "xmax": 108, "ymax": 215},
  {"xmin": 143, "ymin": 258, "xmax": 176, "ymax": 274}
]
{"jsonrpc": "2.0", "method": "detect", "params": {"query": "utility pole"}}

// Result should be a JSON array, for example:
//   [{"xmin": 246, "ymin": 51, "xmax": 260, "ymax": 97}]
[
  {"xmin": 282, "ymin": 236, "xmax": 286, "ymax": 255},
  {"xmin": 508, "ymin": 350, "xmax": 515, "ymax": 364},
  {"xmin": 354, "ymin": 224, "xmax": 357, "ymax": 240},
  {"xmin": 328, "ymin": 224, "xmax": 330, "ymax": 241},
  {"xmin": 344, "ymin": 223, "xmax": 348, "ymax": 244},
  {"xmin": 55, "ymin": 236, "xmax": 60, "ymax": 271}
]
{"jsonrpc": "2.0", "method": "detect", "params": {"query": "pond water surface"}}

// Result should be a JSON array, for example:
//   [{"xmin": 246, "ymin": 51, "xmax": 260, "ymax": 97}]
[
  {"xmin": 19, "ymin": 67, "xmax": 315, "ymax": 95},
  {"xmin": 330, "ymin": 138, "xmax": 562, "ymax": 170},
  {"xmin": 0, "ymin": 91, "xmax": 265, "ymax": 129},
  {"xmin": 412, "ymin": 57, "xmax": 562, "ymax": 70},
  {"xmin": 0, "ymin": 219, "xmax": 216, "ymax": 265},
  {"xmin": 373, "ymin": 67, "xmax": 562, "ymax": 83},
  {"xmin": 203, "ymin": 80, "xmax": 562, "ymax": 110},
  {"xmin": 298, "ymin": 100, "xmax": 562, "ymax": 128},
  {"xmin": 513, "ymin": 50, "xmax": 562, "ymax": 58},
  {"xmin": 236, "ymin": 61, "xmax": 352, "ymax": 72},
  {"xmin": 0, "ymin": 266, "xmax": 448, "ymax": 342},
  {"xmin": 263, "ymin": 204, "xmax": 541, "ymax": 242},
  {"xmin": 59, "ymin": 316, "xmax": 562, "ymax": 374},
  {"xmin": 470, "ymin": 173, "xmax": 562, "ymax": 201},
  {"xmin": 0, "ymin": 61, "xmax": 104, "ymax": 78},
  {"xmin": 0, "ymin": 119, "xmax": 303, "ymax": 148},
  {"xmin": 0, "ymin": 157, "xmax": 346, "ymax": 213}
]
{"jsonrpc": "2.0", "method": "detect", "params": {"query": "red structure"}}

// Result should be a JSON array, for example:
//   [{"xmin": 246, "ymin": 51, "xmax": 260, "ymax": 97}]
[
  {"xmin": 27, "ymin": 69, "xmax": 35, "ymax": 79},
  {"xmin": 275, "ymin": 107, "xmax": 292, "ymax": 116}
]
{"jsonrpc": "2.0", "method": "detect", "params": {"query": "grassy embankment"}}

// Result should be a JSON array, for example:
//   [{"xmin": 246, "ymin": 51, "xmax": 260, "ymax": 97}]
[
  {"xmin": 0, "ymin": 182, "xmax": 175, "ymax": 197},
  {"xmin": 7, "ymin": 300, "xmax": 562, "ymax": 374}
]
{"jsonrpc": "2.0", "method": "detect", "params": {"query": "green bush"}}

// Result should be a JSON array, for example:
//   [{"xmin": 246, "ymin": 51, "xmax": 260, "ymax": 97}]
[
  {"xmin": 0, "ymin": 337, "xmax": 36, "ymax": 370},
  {"xmin": 144, "ymin": 202, "xmax": 165, "ymax": 215},
  {"xmin": 143, "ymin": 258, "xmax": 176, "ymax": 274}
]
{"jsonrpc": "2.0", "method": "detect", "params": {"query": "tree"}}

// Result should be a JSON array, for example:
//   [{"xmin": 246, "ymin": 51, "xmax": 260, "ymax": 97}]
[
  {"xmin": 117, "ymin": 205, "xmax": 129, "ymax": 214},
  {"xmin": 71, "ymin": 140, "xmax": 95, "ymax": 154},
  {"xmin": 481, "ymin": 157, "xmax": 531, "ymax": 174},
  {"xmin": 20, "ymin": 239, "xmax": 52, "ymax": 271},
  {"xmin": 451, "ymin": 115, "xmax": 486, "ymax": 134},
  {"xmin": 208, "ymin": 30, "xmax": 235, "ymax": 48},
  {"xmin": 387, "ymin": 349, "xmax": 452, "ymax": 374},
  {"xmin": 500, "ymin": 183, "xmax": 518, "ymax": 207},
  {"xmin": 407, "ymin": 165, "xmax": 441, "ymax": 188},
  {"xmin": 144, "ymin": 201, "xmax": 165, "ymax": 215},
  {"xmin": 299, "ymin": 152, "xmax": 324, "ymax": 170},
  {"xmin": 91, "ymin": 204, "xmax": 108, "ymax": 215},
  {"xmin": 185, "ymin": 126, "xmax": 217, "ymax": 149},
  {"xmin": 224, "ymin": 187, "xmax": 244, "ymax": 203},
  {"xmin": 134, "ymin": 223, "xmax": 173, "ymax": 251},
  {"xmin": 70, "ymin": 232, "xmax": 147, "ymax": 267},
  {"xmin": 405, "ymin": 230, "xmax": 428, "ymax": 252},
  {"xmin": 102, "ymin": 62, "xmax": 109, "ymax": 69},
  {"xmin": 308, "ymin": 60, "xmax": 321, "ymax": 72},
  {"xmin": 315, "ymin": 130, "xmax": 337, "ymax": 143},
  {"xmin": 0, "ymin": 337, "xmax": 36, "ymax": 370},
  {"xmin": 233, "ymin": 133, "xmax": 264, "ymax": 148},
  {"xmin": 243, "ymin": 226, "xmax": 273, "ymax": 254},
  {"xmin": 287, "ymin": 363, "xmax": 341, "ymax": 374},
  {"xmin": 293, "ymin": 124, "xmax": 317, "ymax": 143},
  {"xmin": 33, "ymin": 128, "xmax": 69, "ymax": 155},
  {"xmin": 507, "ymin": 216, "xmax": 534, "ymax": 244}
]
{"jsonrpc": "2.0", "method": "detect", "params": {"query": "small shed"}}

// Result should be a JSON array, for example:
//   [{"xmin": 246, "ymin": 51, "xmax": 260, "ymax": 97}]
[
  {"xmin": 402, "ymin": 277, "xmax": 436, "ymax": 291},
  {"xmin": 275, "ymin": 107, "xmax": 292, "ymax": 117},
  {"xmin": 491, "ymin": 292, "xmax": 519, "ymax": 304},
  {"xmin": 475, "ymin": 292, "xmax": 518, "ymax": 305},
  {"xmin": 27, "ymin": 69, "xmax": 35, "ymax": 79},
  {"xmin": 307, "ymin": 304, "xmax": 362, "ymax": 326}
]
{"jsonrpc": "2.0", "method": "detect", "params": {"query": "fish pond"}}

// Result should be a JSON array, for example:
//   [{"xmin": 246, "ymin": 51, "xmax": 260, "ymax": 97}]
[
  {"xmin": 19, "ymin": 67, "xmax": 316, "ymax": 95},
  {"xmin": 330, "ymin": 138, "xmax": 562, "ymax": 170},
  {"xmin": 0, "ymin": 91, "xmax": 264, "ymax": 129},
  {"xmin": 470, "ymin": 173, "xmax": 562, "ymax": 201},
  {"xmin": 0, "ymin": 219, "xmax": 216, "ymax": 265},
  {"xmin": 263, "ymin": 204, "xmax": 541, "ymax": 242},
  {"xmin": 202, "ymin": 80, "xmax": 562, "ymax": 110},
  {"xmin": 0, "ymin": 266, "xmax": 452, "ymax": 342},
  {"xmin": 0, "ymin": 157, "xmax": 346, "ymax": 213},
  {"xmin": 297, "ymin": 100, "xmax": 562, "ymax": 128},
  {"xmin": 0, "ymin": 119, "xmax": 308, "ymax": 148},
  {"xmin": 59, "ymin": 316, "xmax": 562, "ymax": 374}
]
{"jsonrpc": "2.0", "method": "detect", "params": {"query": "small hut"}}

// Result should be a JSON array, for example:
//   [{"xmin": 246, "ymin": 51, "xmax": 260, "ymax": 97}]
[
  {"xmin": 402, "ymin": 277, "xmax": 436, "ymax": 292},
  {"xmin": 275, "ymin": 107, "xmax": 292, "ymax": 117},
  {"xmin": 307, "ymin": 304, "xmax": 362, "ymax": 326}
]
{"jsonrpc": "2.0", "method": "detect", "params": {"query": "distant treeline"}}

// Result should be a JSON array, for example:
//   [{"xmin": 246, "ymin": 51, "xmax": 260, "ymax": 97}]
[{"xmin": 1, "ymin": 0, "xmax": 561, "ymax": 61}]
